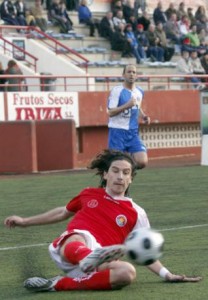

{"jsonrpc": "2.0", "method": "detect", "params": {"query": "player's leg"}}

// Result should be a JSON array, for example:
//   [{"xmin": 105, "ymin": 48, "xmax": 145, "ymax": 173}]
[
  {"xmin": 128, "ymin": 133, "xmax": 148, "ymax": 169},
  {"xmin": 24, "ymin": 261, "xmax": 136, "ymax": 292},
  {"xmin": 132, "ymin": 151, "xmax": 148, "ymax": 169},
  {"xmin": 108, "ymin": 128, "xmax": 126, "ymax": 151}
]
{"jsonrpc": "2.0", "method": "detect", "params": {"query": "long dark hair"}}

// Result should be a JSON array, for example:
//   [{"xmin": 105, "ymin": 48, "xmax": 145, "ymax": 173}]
[{"xmin": 88, "ymin": 149, "xmax": 137, "ymax": 195}]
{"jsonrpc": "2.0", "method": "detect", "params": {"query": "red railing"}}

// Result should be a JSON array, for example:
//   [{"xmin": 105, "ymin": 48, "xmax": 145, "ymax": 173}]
[
  {"xmin": 0, "ymin": 25, "xmax": 89, "ymax": 73},
  {"xmin": 0, "ymin": 35, "xmax": 38, "ymax": 72},
  {"xmin": 0, "ymin": 74, "xmax": 207, "ymax": 92}
]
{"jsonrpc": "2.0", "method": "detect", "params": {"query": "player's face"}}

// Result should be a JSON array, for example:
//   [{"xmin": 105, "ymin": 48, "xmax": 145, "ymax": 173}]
[
  {"xmin": 104, "ymin": 160, "xmax": 132, "ymax": 197},
  {"xmin": 123, "ymin": 66, "xmax": 137, "ymax": 84}
]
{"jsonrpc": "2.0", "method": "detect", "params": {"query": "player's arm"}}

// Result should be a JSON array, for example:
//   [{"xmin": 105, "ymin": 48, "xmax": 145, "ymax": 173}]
[
  {"xmin": 139, "ymin": 107, "xmax": 150, "ymax": 124},
  {"xmin": 4, "ymin": 206, "xmax": 73, "ymax": 228},
  {"xmin": 147, "ymin": 260, "xmax": 202, "ymax": 282},
  {"xmin": 108, "ymin": 97, "xmax": 138, "ymax": 117}
]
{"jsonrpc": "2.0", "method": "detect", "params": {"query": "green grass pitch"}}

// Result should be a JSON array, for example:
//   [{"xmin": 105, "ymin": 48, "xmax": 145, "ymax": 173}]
[{"xmin": 0, "ymin": 165, "xmax": 208, "ymax": 300}]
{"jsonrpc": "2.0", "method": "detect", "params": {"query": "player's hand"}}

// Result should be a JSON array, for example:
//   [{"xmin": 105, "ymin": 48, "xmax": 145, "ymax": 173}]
[
  {"xmin": 4, "ymin": 216, "xmax": 25, "ymax": 228},
  {"xmin": 165, "ymin": 273, "xmax": 202, "ymax": 282},
  {"xmin": 142, "ymin": 115, "xmax": 151, "ymax": 125}
]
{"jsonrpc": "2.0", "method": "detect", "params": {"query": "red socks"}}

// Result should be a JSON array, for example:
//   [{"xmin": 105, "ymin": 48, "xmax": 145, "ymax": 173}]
[
  {"xmin": 55, "ymin": 241, "xmax": 112, "ymax": 290},
  {"xmin": 63, "ymin": 241, "xmax": 92, "ymax": 264},
  {"xmin": 55, "ymin": 270, "xmax": 112, "ymax": 291}
]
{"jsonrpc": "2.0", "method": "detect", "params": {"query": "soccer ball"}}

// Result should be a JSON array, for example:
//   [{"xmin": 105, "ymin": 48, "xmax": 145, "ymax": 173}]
[{"xmin": 125, "ymin": 228, "xmax": 164, "ymax": 265}]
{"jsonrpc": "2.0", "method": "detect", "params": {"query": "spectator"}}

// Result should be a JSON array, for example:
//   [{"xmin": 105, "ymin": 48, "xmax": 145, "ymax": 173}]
[
  {"xmin": 189, "ymin": 49, "xmax": 205, "ymax": 79},
  {"xmin": 185, "ymin": 24, "xmax": 200, "ymax": 50},
  {"xmin": 153, "ymin": 1, "xmax": 167, "ymax": 26},
  {"xmin": 128, "ymin": 15, "xmax": 138, "ymax": 33},
  {"xmin": 111, "ymin": 0, "xmax": 123, "ymax": 17},
  {"xmin": 195, "ymin": 5, "xmax": 207, "ymax": 22},
  {"xmin": 48, "ymin": 0, "xmax": 74, "ymax": 34},
  {"xmin": 155, "ymin": 22, "xmax": 175, "ymax": 61},
  {"xmin": 5, "ymin": 60, "xmax": 24, "ymax": 92},
  {"xmin": 177, "ymin": 15, "xmax": 190, "ymax": 38},
  {"xmin": 14, "ymin": 0, "xmax": 27, "ymax": 26},
  {"xmin": 78, "ymin": 0, "xmax": 100, "ymax": 37},
  {"xmin": 176, "ymin": 2, "xmax": 187, "ymax": 21},
  {"xmin": 176, "ymin": 50, "xmax": 203, "ymax": 88},
  {"xmin": 165, "ymin": 2, "xmax": 177, "ymax": 20},
  {"xmin": 31, "ymin": 0, "xmax": 48, "ymax": 32},
  {"xmin": 41, "ymin": 0, "xmax": 51, "ymax": 10},
  {"xmin": 145, "ymin": 23, "xmax": 164, "ymax": 62},
  {"xmin": 136, "ymin": 23, "xmax": 149, "ymax": 59},
  {"xmin": 99, "ymin": 11, "xmax": 115, "ymax": 40},
  {"xmin": 0, "ymin": 62, "xmax": 7, "ymax": 92},
  {"xmin": 164, "ymin": 12, "xmax": 181, "ymax": 45},
  {"xmin": 123, "ymin": 0, "xmax": 134, "ymax": 24},
  {"xmin": 187, "ymin": 7, "xmax": 196, "ymax": 27},
  {"xmin": 137, "ymin": 10, "xmax": 150, "ymax": 32},
  {"xmin": 125, "ymin": 24, "xmax": 142, "ymax": 64},
  {"xmin": 113, "ymin": 9, "xmax": 126, "ymax": 29},
  {"xmin": 65, "ymin": 0, "xmax": 79, "ymax": 11},
  {"xmin": 134, "ymin": 0, "xmax": 147, "ymax": 17},
  {"xmin": 111, "ymin": 23, "xmax": 132, "ymax": 58},
  {"xmin": 0, "ymin": 0, "xmax": 20, "ymax": 26},
  {"xmin": 25, "ymin": 9, "xmax": 36, "ymax": 26},
  {"xmin": 200, "ymin": 51, "xmax": 208, "ymax": 74},
  {"xmin": 196, "ymin": 14, "xmax": 208, "ymax": 34}
]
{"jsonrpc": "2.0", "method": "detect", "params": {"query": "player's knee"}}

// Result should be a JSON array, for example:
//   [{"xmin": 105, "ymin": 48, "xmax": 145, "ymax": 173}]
[{"xmin": 111, "ymin": 262, "xmax": 136, "ymax": 288}]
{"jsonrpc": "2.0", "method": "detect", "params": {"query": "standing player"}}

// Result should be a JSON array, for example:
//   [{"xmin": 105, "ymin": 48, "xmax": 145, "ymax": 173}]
[
  {"xmin": 4, "ymin": 150, "xmax": 202, "ymax": 292},
  {"xmin": 107, "ymin": 64, "xmax": 150, "ymax": 169}
]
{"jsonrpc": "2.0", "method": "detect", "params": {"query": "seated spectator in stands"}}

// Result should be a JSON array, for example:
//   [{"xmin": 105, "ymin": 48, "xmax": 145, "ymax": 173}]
[
  {"xmin": 123, "ymin": 0, "xmax": 134, "ymax": 23},
  {"xmin": 134, "ymin": 0, "xmax": 147, "ymax": 17},
  {"xmin": 196, "ymin": 14, "xmax": 208, "ymax": 35},
  {"xmin": 78, "ymin": 0, "xmax": 100, "ymax": 37},
  {"xmin": 195, "ymin": 5, "xmax": 207, "ymax": 23},
  {"xmin": 185, "ymin": 24, "xmax": 200, "ymax": 50},
  {"xmin": 176, "ymin": 2, "xmax": 187, "ymax": 21},
  {"xmin": 31, "ymin": 0, "xmax": 48, "ymax": 32},
  {"xmin": 200, "ymin": 51, "xmax": 208, "ymax": 74},
  {"xmin": 5, "ymin": 60, "xmax": 24, "ymax": 92},
  {"xmin": 25, "ymin": 9, "xmax": 36, "ymax": 27},
  {"xmin": 111, "ymin": 0, "xmax": 123, "ymax": 17},
  {"xmin": 136, "ymin": 23, "xmax": 149, "ymax": 59},
  {"xmin": 155, "ymin": 22, "xmax": 175, "ymax": 61},
  {"xmin": 137, "ymin": 10, "xmax": 150, "ymax": 32},
  {"xmin": 177, "ymin": 49, "xmax": 203, "ymax": 88},
  {"xmin": 99, "ymin": 11, "xmax": 115, "ymax": 40},
  {"xmin": 0, "ymin": 0, "xmax": 21, "ymax": 26},
  {"xmin": 48, "ymin": 0, "xmax": 74, "ymax": 34},
  {"xmin": 189, "ymin": 49, "xmax": 205, "ymax": 77},
  {"xmin": 153, "ymin": 1, "xmax": 167, "ymax": 25},
  {"xmin": 128, "ymin": 14, "xmax": 138, "ymax": 33},
  {"xmin": 0, "ymin": 62, "xmax": 7, "ymax": 92},
  {"xmin": 177, "ymin": 15, "xmax": 190, "ymax": 39},
  {"xmin": 164, "ymin": 12, "xmax": 181, "ymax": 44},
  {"xmin": 165, "ymin": 2, "xmax": 177, "ymax": 21},
  {"xmin": 125, "ymin": 23, "xmax": 143, "ymax": 63},
  {"xmin": 187, "ymin": 7, "xmax": 196, "ymax": 27},
  {"xmin": 66, "ymin": 0, "xmax": 79, "ymax": 11},
  {"xmin": 113, "ymin": 9, "xmax": 126, "ymax": 29},
  {"xmin": 41, "ymin": 0, "xmax": 51, "ymax": 10},
  {"xmin": 14, "ymin": 0, "xmax": 27, "ymax": 26},
  {"xmin": 145, "ymin": 23, "xmax": 164, "ymax": 62},
  {"xmin": 110, "ymin": 23, "xmax": 132, "ymax": 58}
]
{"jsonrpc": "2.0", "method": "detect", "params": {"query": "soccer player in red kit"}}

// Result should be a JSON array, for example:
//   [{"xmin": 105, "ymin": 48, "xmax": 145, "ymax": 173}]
[{"xmin": 4, "ymin": 150, "xmax": 202, "ymax": 292}]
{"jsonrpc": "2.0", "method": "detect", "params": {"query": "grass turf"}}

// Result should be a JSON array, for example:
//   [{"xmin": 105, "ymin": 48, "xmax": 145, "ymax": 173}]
[{"xmin": 0, "ymin": 165, "xmax": 208, "ymax": 300}]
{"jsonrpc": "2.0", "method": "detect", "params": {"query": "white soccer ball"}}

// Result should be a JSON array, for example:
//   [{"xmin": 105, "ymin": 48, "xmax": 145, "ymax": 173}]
[{"xmin": 125, "ymin": 228, "xmax": 164, "ymax": 265}]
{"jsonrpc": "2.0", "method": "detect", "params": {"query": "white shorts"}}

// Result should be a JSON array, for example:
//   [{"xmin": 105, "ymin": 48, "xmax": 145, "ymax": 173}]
[{"xmin": 48, "ymin": 229, "xmax": 101, "ymax": 278}]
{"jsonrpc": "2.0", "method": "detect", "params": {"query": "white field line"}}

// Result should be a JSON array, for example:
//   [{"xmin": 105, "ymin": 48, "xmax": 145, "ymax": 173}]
[{"xmin": 1, "ymin": 223, "xmax": 208, "ymax": 251}]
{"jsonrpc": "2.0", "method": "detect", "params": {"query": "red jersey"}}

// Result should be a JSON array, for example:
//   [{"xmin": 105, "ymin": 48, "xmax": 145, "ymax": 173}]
[{"xmin": 64, "ymin": 187, "xmax": 148, "ymax": 246}]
